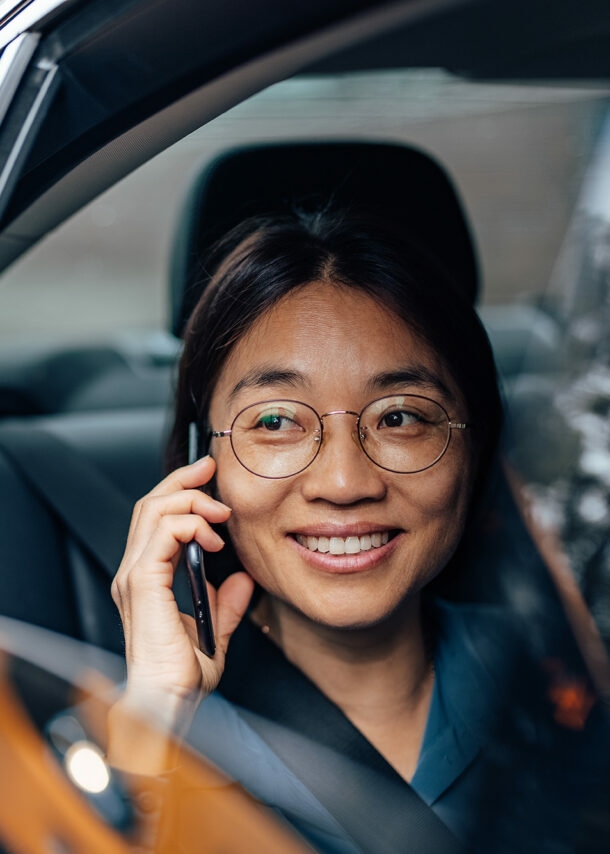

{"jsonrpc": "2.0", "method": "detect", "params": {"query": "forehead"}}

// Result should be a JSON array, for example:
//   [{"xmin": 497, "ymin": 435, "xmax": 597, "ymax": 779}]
[{"xmin": 212, "ymin": 281, "xmax": 457, "ymax": 404}]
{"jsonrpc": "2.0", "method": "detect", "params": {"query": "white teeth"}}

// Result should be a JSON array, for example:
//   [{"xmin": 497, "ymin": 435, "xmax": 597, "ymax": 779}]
[
  {"xmin": 317, "ymin": 536, "xmax": 330, "ymax": 553},
  {"xmin": 345, "ymin": 537, "xmax": 360, "ymax": 554},
  {"xmin": 329, "ymin": 537, "xmax": 346, "ymax": 555},
  {"xmin": 296, "ymin": 532, "xmax": 391, "ymax": 554},
  {"xmin": 360, "ymin": 534, "xmax": 372, "ymax": 551}
]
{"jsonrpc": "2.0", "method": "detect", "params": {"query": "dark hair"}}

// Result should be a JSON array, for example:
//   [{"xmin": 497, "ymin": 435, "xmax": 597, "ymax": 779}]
[{"xmin": 168, "ymin": 207, "xmax": 502, "ymax": 474}]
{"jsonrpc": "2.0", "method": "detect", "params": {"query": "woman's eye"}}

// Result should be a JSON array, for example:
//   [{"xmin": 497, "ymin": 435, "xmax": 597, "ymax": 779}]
[
  {"xmin": 255, "ymin": 414, "xmax": 297, "ymax": 431},
  {"xmin": 379, "ymin": 410, "xmax": 420, "ymax": 428}
]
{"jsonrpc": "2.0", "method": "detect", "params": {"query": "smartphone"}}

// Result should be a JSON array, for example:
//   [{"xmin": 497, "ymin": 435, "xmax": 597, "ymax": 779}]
[{"xmin": 185, "ymin": 422, "xmax": 216, "ymax": 657}]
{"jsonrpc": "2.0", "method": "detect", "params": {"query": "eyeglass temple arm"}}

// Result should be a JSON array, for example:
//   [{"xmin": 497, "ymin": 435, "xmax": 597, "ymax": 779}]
[
  {"xmin": 448, "ymin": 422, "xmax": 470, "ymax": 430},
  {"xmin": 201, "ymin": 426, "xmax": 230, "ymax": 457}
]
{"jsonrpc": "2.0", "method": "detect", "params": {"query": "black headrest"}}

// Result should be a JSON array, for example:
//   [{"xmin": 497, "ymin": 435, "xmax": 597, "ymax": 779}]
[{"xmin": 169, "ymin": 141, "xmax": 479, "ymax": 338}]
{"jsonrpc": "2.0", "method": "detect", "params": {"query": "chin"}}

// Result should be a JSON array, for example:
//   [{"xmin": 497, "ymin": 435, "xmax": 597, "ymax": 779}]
[{"xmin": 296, "ymin": 590, "xmax": 419, "ymax": 633}]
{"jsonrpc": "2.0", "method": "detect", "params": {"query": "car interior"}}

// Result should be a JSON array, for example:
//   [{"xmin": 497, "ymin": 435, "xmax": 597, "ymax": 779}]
[
  {"xmin": 1, "ymin": 0, "xmax": 610, "ymax": 849},
  {"xmin": 0, "ymin": 135, "xmax": 593, "ymax": 677}
]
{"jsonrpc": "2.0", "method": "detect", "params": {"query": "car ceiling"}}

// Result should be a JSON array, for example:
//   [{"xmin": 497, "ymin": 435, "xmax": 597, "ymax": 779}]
[{"xmin": 0, "ymin": 0, "xmax": 609, "ymax": 275}]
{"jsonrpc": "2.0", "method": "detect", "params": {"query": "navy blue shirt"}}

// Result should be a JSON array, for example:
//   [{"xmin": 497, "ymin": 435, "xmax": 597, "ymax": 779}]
[
  {"xmin": 189, "ymin": 598, "xmax": 610, "ymax": 853},
  {"xmin": 187, "ymin": 600, "xmax": 523, "ymax": 853}
]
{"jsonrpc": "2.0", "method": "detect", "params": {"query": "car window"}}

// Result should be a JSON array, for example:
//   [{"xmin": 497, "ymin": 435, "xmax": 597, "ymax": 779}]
[
  {"xmin": 1, "ymin": 61, "xmax": 610, "ymax": 853},
  {"xmin": 2, "ymin": 69, "xmax": 610, "ymax": 627},
  {"xmin": 1, "ymin": 70, "xmax": 607, "ymax": 335}
]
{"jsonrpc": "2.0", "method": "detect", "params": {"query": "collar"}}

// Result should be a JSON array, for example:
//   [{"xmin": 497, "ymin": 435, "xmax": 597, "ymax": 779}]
[
  {"xmin": 220, "ymin": 598, "xmax": 519, "ymax": 808},
  {"xmin": 411, "ymin": 598, "xmax": 519, "ymax": 804}
]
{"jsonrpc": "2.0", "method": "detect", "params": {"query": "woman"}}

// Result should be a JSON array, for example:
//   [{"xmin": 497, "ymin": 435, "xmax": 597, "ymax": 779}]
[{"xmin": 108, "ymin": 208, "xmax": 514, "ymax": 851}]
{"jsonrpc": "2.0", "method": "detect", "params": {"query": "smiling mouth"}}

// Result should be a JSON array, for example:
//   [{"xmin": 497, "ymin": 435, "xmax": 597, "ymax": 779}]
[{"xmin": 294, "ymin": 531, "xmax": 392, "ymax": 555}]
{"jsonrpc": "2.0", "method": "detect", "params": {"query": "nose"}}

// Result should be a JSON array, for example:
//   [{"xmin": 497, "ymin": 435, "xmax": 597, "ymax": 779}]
[{"xmin": 301, "ymin": 411, "xmax": 386, "ymax": 504}]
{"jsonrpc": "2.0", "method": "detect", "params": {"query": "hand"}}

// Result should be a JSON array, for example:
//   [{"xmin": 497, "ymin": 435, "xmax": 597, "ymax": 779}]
[{"xmin": 110, "ymin": 456, "xmax": 254, "ymax": 734}]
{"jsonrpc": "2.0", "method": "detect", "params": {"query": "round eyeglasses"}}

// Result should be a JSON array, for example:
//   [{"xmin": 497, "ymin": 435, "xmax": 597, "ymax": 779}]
[{"xmin": 209, "ymin": 394, "xmax": 470, "ymax": 479}]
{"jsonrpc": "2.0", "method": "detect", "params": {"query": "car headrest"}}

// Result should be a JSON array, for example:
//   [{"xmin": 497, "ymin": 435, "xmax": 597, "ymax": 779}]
[{"xmin": 169, "ymin": 141, "xmax": 479, "ymax": 338}]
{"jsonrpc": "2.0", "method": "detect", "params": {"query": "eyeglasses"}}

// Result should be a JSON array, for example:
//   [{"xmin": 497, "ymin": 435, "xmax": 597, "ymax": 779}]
[{"xmin": 209, "ymin": 394, "xmax": 469, "ymax": 479}]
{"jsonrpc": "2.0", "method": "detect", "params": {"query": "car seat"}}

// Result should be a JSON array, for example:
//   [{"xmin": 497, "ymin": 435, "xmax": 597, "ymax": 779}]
[
  {"xmin": 169, "ymin": 140, "xmax": 479, "ymax": 338},
  {"xmin": 0, "ymin": 407, "xmax": 168, "ymax": 653},
  {"xmin": 0, "ymin": 335, "xmax": 178, "ymax": 418}
]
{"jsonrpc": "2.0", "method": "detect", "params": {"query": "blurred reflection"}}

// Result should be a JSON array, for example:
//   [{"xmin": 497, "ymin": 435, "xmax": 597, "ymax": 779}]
[
  {"xmin": 64, "ymin": 741, "xmax": 111, "ymax": 794},
  {"xmin": 496, "ymin": 107, "xmax": 610, "ymax": 649},
  {"xmin": 0, "ymin": 619, "xmax": 316, "ymax": 854}
]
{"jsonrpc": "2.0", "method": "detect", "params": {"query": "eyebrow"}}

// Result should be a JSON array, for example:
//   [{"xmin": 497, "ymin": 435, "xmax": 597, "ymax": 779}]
[
  {"xmin": 229, "ymin": 367, "xmax": 307, "ymax": 399},
  {"xmin": 367, "ymin": 368, "xmax": 454, "ymax": 402}
]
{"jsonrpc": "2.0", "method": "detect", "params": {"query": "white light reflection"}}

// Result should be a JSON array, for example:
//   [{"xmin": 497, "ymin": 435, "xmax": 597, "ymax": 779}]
[{"xmin": 64, "ymin": 740, "xmax": 110, "ymax": 794}]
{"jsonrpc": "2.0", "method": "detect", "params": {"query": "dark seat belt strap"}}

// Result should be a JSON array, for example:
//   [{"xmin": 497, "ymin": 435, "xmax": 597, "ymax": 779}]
[{"xmin": 219, "ymin": 620, "xmax": 462, "ymax": 854}]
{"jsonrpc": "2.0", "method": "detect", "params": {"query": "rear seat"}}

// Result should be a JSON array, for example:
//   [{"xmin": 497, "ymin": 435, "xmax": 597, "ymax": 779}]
[
  {"xmin": 0, "ymin": 332, "xmax": 178, "ymax": 418},
  {"xmin": 0, "ymin": 407, "xmax": 169, "ymax": 653}
]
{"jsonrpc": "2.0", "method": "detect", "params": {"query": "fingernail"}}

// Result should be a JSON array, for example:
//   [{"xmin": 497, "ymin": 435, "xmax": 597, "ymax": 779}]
[{"xmin": 193, "ymin": 454, "xmax": 212, "ymax": 464}]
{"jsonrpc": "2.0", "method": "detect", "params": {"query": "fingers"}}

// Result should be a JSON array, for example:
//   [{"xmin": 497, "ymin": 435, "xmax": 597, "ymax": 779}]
[
  {"xmin": 123, "ymin": 456, "xmax": 230, "ymax": 563},
  {"xmin": 113, "ymin": 459, "xmax": 232, "ymax": 623},
  {"xmin": 126, "ymin": 488, "xmax": 230, "ymax": 559},
  {"xmin": 111, "ymin": 458, "xmax": 248, "ymax": 718},
  {"xmin": 148, "ymin": 455, "xmax": 220, "ymax": 499},
  {"xmin": 128, "ymin": 455, "xmax": 226, "ymax": 538}
]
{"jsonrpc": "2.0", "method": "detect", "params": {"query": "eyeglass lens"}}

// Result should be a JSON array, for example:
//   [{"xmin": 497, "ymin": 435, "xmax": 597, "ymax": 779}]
[{"xmin": 227, "ymin": 396, "xmax": 451, "ymax": 478}]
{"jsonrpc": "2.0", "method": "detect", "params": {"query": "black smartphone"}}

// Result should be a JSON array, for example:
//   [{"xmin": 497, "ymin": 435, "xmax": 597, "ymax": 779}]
[{"xmin": 185, "ymin": 422, "xmax": 216, "ymax": 657}]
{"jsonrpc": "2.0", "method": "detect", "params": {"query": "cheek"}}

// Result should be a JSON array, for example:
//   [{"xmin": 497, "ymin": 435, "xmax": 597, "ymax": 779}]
[
  {"xmin": 214, "ymin": 464, "xmax": 287, "ymax": 572},
  {"xmin": 216, "ymin": 469, "xmax": 266, "ymax": 526},
  {"xmin": 403, "ymin": 458, "xmax": 473, "ymax": 556},
  {"xmin": 428, "ymin": 470, "xmax": 470, "ymax": 520}
]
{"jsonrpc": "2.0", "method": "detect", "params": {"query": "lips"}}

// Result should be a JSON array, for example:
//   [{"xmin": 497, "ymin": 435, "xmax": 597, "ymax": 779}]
[{"xmin": 295, "ymin": 531, "xmax": 391, "ymax": 555}]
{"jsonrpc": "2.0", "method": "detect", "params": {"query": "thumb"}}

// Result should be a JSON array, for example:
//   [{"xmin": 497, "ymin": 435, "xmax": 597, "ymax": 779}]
[{"xmin": 214, "ymin": 571, "xmax": 255, "ymax": 650}]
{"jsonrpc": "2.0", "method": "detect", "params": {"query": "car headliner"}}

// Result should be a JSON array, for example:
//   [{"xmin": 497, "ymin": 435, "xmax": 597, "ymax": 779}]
[{"xmin": 0, "ymin": 0, "xmax": 609, "ymax": 276}]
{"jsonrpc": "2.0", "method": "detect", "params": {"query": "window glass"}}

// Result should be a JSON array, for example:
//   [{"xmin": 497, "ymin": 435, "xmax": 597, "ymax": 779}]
[
  {"xmin": 1, "ymin": 68, "xmax": 609, "ymax": 645},
  {"xmin": 1, "ymin": 70, "xmax": 607, "ymax": 336}
]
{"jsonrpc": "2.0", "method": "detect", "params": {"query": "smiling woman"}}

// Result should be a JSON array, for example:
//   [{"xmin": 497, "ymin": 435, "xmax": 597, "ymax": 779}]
[
  {"xmin": 205, "ymin": 284, "xmax": 473, "ymax": 808},
  {"xmin": 105, "ymin": 207, "xmax": 546, "ymax": 852},
  {"xmin": 1, "ymin": 0, "xmax": 610, "ymax": 850},
  {"xmin": 205, "ymin": 280, "xmax": 475, "ymax": 638},
  {"xmin": 104, "ymin": 202, "xmax": 610, "ymax": 853}
]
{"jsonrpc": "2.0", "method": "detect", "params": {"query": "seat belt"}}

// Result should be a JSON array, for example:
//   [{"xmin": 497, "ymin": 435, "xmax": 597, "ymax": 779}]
[
  {"xmin": 0, "ymin": 423, "xmax": 131, "ymax": 579},
  {"xmin": 0, "ymin": 424, "xmax": 461, "ymax": 853},
  {"xmin": 219, "ymin": 619, "xmax": 462, "ymax": 854}
]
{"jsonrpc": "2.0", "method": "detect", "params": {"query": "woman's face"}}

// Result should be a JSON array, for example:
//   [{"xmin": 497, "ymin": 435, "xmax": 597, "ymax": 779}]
[{"xmin": 208, "ymin": 281, "xmax": 474, "ymax": 631}]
